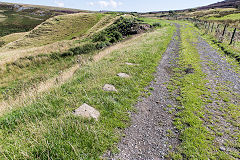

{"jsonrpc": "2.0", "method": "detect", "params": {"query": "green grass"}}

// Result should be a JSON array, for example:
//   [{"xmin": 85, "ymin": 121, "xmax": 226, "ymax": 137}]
[
  {"xmin": 0, "ymin": 53, "xmax": 77, "ymax": 101},
  {"xmin": 0, "ymin": 25, "xmax": 174, "ymax": 159},
  {"xmin": 169, "ymin": 24, "xmax": 215, "ymax": 159},
  {"xmin": 0, "ymin": 10, "xmax": 45, "ymax": 37},
  {"xmin": 207, "ymin": 13, "xmax": 240, "ymax": 21}
]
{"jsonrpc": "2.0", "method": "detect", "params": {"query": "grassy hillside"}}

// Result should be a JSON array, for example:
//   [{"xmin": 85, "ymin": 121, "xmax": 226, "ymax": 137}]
[
  {"xmin": 2, "ymin": 13, "xmax": 105, "ymax": 49},
  {"xmin": 0, "ymin": 32, "xmax": 26, "ymax": 47},
  {"xmin": 0, "ymin": 2, "xmax": 89, "ymax": 38}
]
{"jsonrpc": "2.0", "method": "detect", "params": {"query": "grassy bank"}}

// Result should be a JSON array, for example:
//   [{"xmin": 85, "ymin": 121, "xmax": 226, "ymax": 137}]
[{"xmin": 0, "ymin": 24, "xmax": 174, "ymax": 159}]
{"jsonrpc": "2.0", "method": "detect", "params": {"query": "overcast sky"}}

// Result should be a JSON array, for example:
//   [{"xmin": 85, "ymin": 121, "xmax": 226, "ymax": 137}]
[{"xmin": 0, "ymin": 0, "xmax": 221, "ymax": 12}]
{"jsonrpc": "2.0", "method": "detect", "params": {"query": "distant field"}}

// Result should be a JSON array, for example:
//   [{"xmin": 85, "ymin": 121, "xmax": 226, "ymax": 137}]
[
  {"xmin": 207, "ymin": 13, "xmax": 240, "ymax": 20},
  {"xmin": 0, "ymin": 10, "xmax": 45, "ymax": 37}
]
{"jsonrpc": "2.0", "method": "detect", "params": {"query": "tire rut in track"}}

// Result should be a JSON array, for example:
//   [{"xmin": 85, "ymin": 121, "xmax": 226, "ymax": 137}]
[{"xmin": 105, "ymin": 24, "xmax": 182, "ymax": 160}]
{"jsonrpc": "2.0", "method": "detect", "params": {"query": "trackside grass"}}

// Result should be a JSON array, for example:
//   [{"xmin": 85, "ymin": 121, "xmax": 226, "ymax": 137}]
[
  {"xmin": 168, "ymin": 24, "xmax": 214, "ymax": 159},
  {"xmin": 0, "ymin": 25, "xmax": 174, "ymax": 159}
]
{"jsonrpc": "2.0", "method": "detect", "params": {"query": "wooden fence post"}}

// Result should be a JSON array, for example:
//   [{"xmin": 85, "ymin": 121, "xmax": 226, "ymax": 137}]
[
  {"xmin": 211, "ymin": 23, "xmax": 214, "ymax": 32},
  {"xmin": 222, "ymin": 25, "xmax": 227, "ymax": 37},
  {"xmin": 220, "ymin": 24, "xmax": 227, "ymax": 42},
  {"xmin": 207, "ymin": 22, "xmax": 211, "ymax": 33},
  {"xmin": 229, "ymin": 28, "xmax": 237, "ymax": 45}
]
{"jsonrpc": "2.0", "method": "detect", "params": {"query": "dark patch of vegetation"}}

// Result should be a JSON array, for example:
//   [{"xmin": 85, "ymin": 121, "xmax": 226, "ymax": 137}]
[
  {"xmin": 211, "ymin": 39, "xmax": 240, "ymax": 63},
  {"xmin": 92, "ymin": 17, "xmax": 150, "ymax": 49},
  {"xmin": 0, "ymin": 10, "xmax": 45, "ymax": 37},
  {"xmin": 61, "ymin": 43, "xmax": 97, "ymax": 57},
  {"xmin": 153, "ymin": 22, "xmax": 161, "ymax": 27}
]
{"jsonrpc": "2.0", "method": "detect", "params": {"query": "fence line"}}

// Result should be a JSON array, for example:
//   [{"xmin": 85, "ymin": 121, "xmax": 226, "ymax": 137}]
[{"xmin": 183, "ymin": 18, "xmax": 240, "ymax": 47}]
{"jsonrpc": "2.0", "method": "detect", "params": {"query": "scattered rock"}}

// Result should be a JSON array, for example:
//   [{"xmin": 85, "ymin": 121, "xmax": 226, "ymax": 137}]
[
  {"xmin": 73, "ymin": 103, "xmax": 100, "ymax": 120},
  {"xmin": 103, "ymin": 84, "xmax": 117, "ymax": 92},
  {"xmin": 219, "ymin": 146, "xmax": 226, "ymax": 151},
  {"xmin": 125, "ymin": 62, "xmax": 137, "ymax": 66},
  {"xmin": 117, "ymin": 73, "xmax": 130, "ymax": 78}
]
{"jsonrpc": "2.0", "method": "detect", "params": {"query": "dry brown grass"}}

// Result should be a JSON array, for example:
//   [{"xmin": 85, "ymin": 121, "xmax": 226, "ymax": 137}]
[
  {"xmin": 0, "ymin": 64, "xmax": 79, "ymax": 114},
  {"xmin": 84, "ymin": 15, "xmax": 119, "ymax": 37},
  {"xmin": 0, "ymin": 39, "xmax": 79, "ymax": 67},
  {"xmin": 0, "ymin": 13, "xmax": 119, "ymax": 68},
  {"xmin": 0, "ymin": 32, "xmax": 27, "ymax": 45},
  {"xmin": 0, "ymin": 31, "xmax": 147, "ymax": 115},
  {"xmin": 93, "ymin": 33, "xmax": 144, "ymax": 61},
  {"xmin": 2, "ymin": 13, "xmax": 102, "ymax": 50}
]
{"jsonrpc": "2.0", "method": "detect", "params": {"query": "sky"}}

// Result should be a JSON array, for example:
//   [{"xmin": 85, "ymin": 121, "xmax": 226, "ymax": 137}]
[{"xmin": 0, "ymin": 0, "xmax": 222, "ymax": 12}]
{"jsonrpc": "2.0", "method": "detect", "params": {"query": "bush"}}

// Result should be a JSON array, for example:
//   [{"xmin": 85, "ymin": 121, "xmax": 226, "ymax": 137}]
[
  {"xmin": 92, "ymin": 31, "xmax": 108, "ymax": 42},
  {"xmin": 61, "ymin": 43, "xmax": 97, "ymax": 57},
  {"xmin": 111, "ymin": 31, "xmax": 123, "ymax": 41},
  {"xmin": 153, "ymin": 23, "xmax": 161, "ymax": 28},
  {"xmin": 96, "ymin": 42, "xmax": 108, "ymax": 50},
  {"xmin": 109, "ymin": 37, "xmax": 117, "ymax": 43}
]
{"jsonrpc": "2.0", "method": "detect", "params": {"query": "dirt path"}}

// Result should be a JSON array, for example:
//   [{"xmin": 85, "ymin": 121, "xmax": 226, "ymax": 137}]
[{"xmin": 104, "ymin": 24, "xmax": 181, "ymax": 159}]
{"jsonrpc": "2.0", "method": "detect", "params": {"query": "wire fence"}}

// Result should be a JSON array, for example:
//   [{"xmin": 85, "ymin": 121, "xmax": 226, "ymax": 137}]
[{"xmin": 189, "ymin": 19, "xmax": 240, "ymax": 50}]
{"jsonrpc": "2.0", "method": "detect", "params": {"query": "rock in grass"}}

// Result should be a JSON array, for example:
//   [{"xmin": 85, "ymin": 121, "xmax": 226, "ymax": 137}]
[
  {"xmin": 125, "ymin": 62, "xmax": 137, "ymax": 66},
  {"xmin": 103, "ymin": 84, "xmax": 117, "ymax": 92},
  {"xmin": 219, "ymin": 146, "xmax": 226, "ymax": 151},
  {"xmin": 117, "ymin": 73, "xmax": 130, "ymax": 78},
  {"xmin": 73, "ymin": 103, "xmax": 100, "ymax": 120}
]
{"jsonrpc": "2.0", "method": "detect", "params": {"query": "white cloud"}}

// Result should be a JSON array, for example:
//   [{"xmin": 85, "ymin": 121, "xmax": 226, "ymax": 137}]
[
  {"xmin": 54, "ymin": 0, "xmax": 65, "ymax": 7},
  {"xmin": 89, "ymin": 0, "xmax": 123, "ymax": 8}
]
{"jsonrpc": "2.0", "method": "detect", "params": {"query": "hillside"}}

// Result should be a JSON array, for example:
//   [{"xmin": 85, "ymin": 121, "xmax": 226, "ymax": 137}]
[
  {"xmin": 0, "ymin": 2, "xmax": 89, "ymax": 37},
  {"xmin": 198, "ymin": 0, "xmax": 240, "ymax": 10}
]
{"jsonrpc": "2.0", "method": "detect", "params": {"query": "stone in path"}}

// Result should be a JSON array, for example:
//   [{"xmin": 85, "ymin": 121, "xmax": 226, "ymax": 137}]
[
  {"xmin": 103, "ymin": 84, "xmax": 117, "ymax": 92},
  {"xmin": 73, "ymin": 103, "xmax": 100, "ymax": 120},
  {"xmin": 117, "ymin": 73, "xmax": 130, "ymax": 78}
]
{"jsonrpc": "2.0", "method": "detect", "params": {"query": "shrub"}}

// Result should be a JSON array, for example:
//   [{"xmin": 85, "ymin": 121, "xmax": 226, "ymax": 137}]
[
  {"xmin": 111, "ymin": 31, "xmax": 123, "ymax": 41},
  {"xmin": 96, "ymin": 42, "xmax": 108, "ymax": 49},
  {"xmin": 60, "ymin": 43, "xmax": 97, "ymax": 57},
  {"xmin": 109, "ymin": 37, "xmax": 117, "ymax": 43},
  {"xmin": 92, "ymin": 31, "xmax": 108, "ymax": 42},
  {"xmin": 70, "ymin": 43, "xmax": 97, "ymax": 55},
  {"xmin": 153, "ymin": 23, "xmax": 161, "ymax": 28}
]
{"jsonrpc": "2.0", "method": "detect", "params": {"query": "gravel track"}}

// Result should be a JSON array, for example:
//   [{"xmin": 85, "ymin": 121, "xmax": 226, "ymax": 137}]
[
  {"xmin": 104, "ymin": 24, "xmax": 181, "ymax": 160},
  {"xmin": 196, "ymin": 33, "xmax": 240, "ymax": 157}
]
